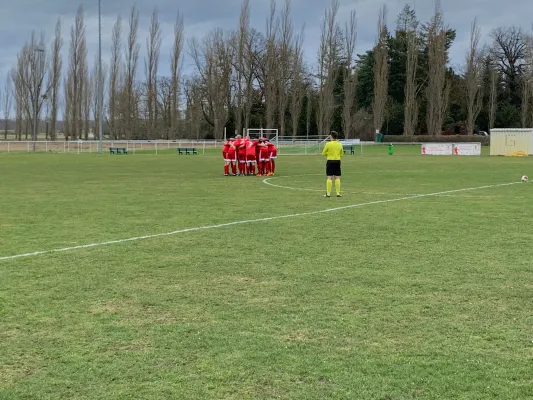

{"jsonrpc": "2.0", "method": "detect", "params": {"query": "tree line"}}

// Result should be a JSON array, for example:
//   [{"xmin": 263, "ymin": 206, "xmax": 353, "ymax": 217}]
[{"xmin": 1, "ymin": 0, "xmax": 532, "ymax": 141}]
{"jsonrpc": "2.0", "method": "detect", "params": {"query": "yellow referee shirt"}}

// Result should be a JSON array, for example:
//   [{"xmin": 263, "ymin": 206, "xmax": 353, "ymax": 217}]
[{"xmin": 322, "ymin": 140, "xmax": 343, "ymax": 160}]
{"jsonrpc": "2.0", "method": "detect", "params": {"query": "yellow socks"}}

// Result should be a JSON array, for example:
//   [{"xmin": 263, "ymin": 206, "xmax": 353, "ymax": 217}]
[
  {"xmin": 326, "ymin": 179, "xmax": 332, "ymax": 196},
  {"xmin": 335, "ymin": 179, "xmax": 341, "ymax": 195}
]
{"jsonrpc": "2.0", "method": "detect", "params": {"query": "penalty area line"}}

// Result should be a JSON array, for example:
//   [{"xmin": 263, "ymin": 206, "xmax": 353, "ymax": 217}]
[{"xmin": 0, "ymin": 181, "xmax": 520, "ymax": 262}]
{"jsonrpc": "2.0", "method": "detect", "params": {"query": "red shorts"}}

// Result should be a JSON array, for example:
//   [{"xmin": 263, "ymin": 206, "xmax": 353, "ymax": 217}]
[
  {"xmin": 270, "ymin": 149, "xmax": 277, "ymax": 158},
  {"xmin": 259, "ymin": 151, "xmax": 270, "ymax": 161},
  {"xmin": 246, "ymin": 153, "xmax": 256, "ymax": 162},
  {"xmin": 237, "ymin": 152, "xmax": 246, "ymax": 162},
  {"xmin": 222, "ymin": 151, "xmax": 227, "ymax": 159},
  {"xmin": 226, "ymin": 151, "xmax": 236, "ymax": 161}
]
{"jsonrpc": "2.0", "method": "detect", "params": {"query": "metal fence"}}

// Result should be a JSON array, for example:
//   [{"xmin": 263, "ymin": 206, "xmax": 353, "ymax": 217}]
[{"xmin": 0, "ymin": 136, "xmax": 377, "ymax": 155}]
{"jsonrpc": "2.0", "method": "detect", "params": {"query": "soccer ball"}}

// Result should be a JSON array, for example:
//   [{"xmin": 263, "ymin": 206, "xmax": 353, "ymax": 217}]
[{"xmin": 521, "ymin": 175, "xmax": 528, "ymax": 182}]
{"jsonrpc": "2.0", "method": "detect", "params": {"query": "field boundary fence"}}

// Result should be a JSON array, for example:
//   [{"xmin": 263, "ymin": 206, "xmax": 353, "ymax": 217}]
[{"xmin": 0, "ymin": 136, "xmax": 422, "ymax": 155}]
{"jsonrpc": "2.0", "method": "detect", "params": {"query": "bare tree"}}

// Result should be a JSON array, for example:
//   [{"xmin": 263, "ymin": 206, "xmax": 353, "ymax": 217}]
[
  {"xmin": 276, "ymin": 0, "xmax": 295, "ymax": 137},
  {"xmin": 317, "ymin": 0, "xmax": 341, "ymax": 137},
  {"xmin": 48, "ymin": 18, "xmax": 62, "ymax": 140},
  {"xmin": 81, "ymin": 58, "xmax": 91, "ymax": 140},
  {"xmin": 12, "ymin": 32, "xmax": 49, "ymax": 140},
  {"xmin": 189, "ymin": 29, "xmax": 233, "ymax": 138},
  {"xmin": 264, "ymin": 0, "xmax": 278, "ymax": 129},
  {"xmin": 145, "ymin": 8, "xmax": 161, "ymax": 138},
  {"xmin": 342, "ymin": 10, "xmax": 357, "ymax": 138},
  {"xmin": 403, "ymin": 19, "xmax": 419, "ymax": 136},
  {"xmin": 234, "ymin": 0, "xmax": 250, "ymax": 137},
  {"xmin": 426, "ymin": 0, "xmax": 447, "ymax": 135},
  {"xmin": 183, "ymin": 77, "xmax": 202, "ymax": 139},
  {"xmin": 92, "ymin": 56, "xmax": 108, "ymax": 139},
  {"xmin": 170, "ymin": 11, "xmax": 184, "ymax": 138},
  {"xmin": 290, "ymin": 30, "xmax": 304, "ymax": 138},
  {"xmin": 124, "ymin": 6, "xmax": 140, "ymax": 139},
  {"xmin": 108, "ymin": 15, "xmax": 122, "ymax": 139},
  {"xmin": 65, "ymin": 6, "xmax": 87, "ymax": 140},
  {"xmin": 489, "ymin": 65, "xmax": 498, "ymax": 130},
  {"xmin": 2, "ymin": 73, "xmax": 12, "ymax": 139},
  {"xmin": 464, "ymin": 18, "xmax": 483, "ymax": 135},
  {"xmin": 490, "ymin": 26, "xmax": 527, "ymax": 104},
  {"xmin": 373, "ymin": 4, "xmax": 389, "ymax": 136}
]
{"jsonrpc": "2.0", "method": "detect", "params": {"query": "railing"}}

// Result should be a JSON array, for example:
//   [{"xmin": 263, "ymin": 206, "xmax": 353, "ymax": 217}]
[{"xmin": 0, "ymin": 140, "xmax": 220, "ymax": 154}]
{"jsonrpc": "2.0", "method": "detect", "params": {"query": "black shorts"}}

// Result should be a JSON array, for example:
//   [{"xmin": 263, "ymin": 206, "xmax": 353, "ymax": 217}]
[{"xmin": 326, "ymin": 160, "xmax": 341, "ymax": 176}]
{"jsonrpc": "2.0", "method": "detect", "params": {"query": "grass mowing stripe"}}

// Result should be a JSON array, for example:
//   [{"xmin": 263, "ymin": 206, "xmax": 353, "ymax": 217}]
[{"xmin": 0, "ymin": 181, "xmax": 519, "ymax": 262}]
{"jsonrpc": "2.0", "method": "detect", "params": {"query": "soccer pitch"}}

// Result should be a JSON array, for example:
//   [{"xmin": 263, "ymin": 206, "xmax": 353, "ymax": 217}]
[{"xmin": 1, "ymin": 147, "xmax": 532, "ymax": 399}]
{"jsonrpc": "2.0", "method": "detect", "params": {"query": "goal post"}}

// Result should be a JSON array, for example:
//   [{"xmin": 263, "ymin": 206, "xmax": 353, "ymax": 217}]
[{"xmin": 246, "ymin": 128, "xmax": 278, "ymax": 148}]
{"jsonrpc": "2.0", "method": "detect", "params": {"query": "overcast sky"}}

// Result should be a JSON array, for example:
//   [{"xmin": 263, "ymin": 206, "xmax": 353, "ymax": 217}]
[{"xmin": 0, "ymin": 0, "xmax": 532, "ymax": 86}]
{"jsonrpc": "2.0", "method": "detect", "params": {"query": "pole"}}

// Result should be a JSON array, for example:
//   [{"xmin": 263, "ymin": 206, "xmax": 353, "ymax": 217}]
[{"xmin": 98, "ymin": 0, "xmax": 103, "ymax": 153}]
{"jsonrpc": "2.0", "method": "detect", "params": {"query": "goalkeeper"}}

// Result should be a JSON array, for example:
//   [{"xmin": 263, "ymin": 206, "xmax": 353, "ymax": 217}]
[{"xmin": 321, "ymin": 131, "xmax": 343, "ymax": 197}]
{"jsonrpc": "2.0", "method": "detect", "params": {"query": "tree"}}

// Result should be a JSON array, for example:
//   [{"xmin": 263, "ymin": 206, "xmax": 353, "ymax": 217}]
[
  {"xmin": 108, "ymin": 15, "xmax": 122, "ymax": 139},
  {"xmin": 342, "ymin": 10, "xmax": 357, "ymax": 138},
  {"xmin": 425, "ymin": 0, "xmax": 448, "ymax": 135},
  {"xmin": 124, "ymin": 5, "xmax": 140, "ymax": 139},
  {"xmin": 290, "ymin": 31, "xmax": 304, "ymax": 138},
  {"xmin": 464, "ymin": 18, "xmax": 483, "ymax": 135},
  {"xmin": 65, "ymin": 6, "xmax": 87, "ymax": 140},
  {"xmin": 490, "ymin": 26, "xmax": 527, "ymax": 106},
  {"xmin": 170, "ymin": 11, "xmax": 184, "ymax": 139},
  {"xmin": 373, "ymin": 4, "xmax": 389, "ymax": 136},
  {"xmin": 264, "ymin": 0, "xmax": 278, "ymax": 129},
  {"xmin": 2, "ymin": 73, "xmax": 12, "ymax": 139},
  {"xmin": 145, "ymin": 8, "xmax": 161, "ymax": 138},
  {"xmin": 49, "ymin": 18, "xmax": 62, "ymax": 140},
  {"xmin": 317, "ymin": 0, "xmax": 341, "ymax": 136},
  {"xmin": 401, "ymin": 5, "xmax": 419, "ymax": 136},
  {"xmin": 189, "ymin": 29, "xmax": 233, "ymax": 138}
]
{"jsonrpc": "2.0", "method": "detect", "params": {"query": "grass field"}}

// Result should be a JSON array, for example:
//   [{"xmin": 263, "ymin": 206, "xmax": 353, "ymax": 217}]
[{"xmin": 1, "ymin": 147, "xmax": 532, "ymax": 399}]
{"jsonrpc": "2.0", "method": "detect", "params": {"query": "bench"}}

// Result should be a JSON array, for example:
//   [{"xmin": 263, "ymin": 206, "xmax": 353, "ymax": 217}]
[
  {"xmin": 177, "ymin": 147, "xmax": 198, "ymax": 155},
  {"xmin": 109, "ymin": 147, "xmax": 128, "ymax": 154},
  {"xmin": 343, "ymin": 145, "xmax": 355, "ymax": 155}
]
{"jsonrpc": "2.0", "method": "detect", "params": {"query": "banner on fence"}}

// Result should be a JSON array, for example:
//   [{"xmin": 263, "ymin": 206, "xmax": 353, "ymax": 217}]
[
  {"xmin": 452, "ymin": 143, "xmax": 481, "ymax": 156},
  {"xmin": 421, "ymin": 143, "xmax": 453, "ymax": 155}
]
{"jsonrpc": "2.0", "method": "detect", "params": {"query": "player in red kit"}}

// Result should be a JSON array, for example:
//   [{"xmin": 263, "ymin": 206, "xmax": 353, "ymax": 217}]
[
  {"xmin": 224, "ymin": 137, "xmax": 237, "ymax": 175},
  {"xmin": 245, "ymin": 136, "xmax": 258, "ymax": 175},
  {"xmin": 266, "ymin": 140, "xmax": 277, "ymax": 175},
  {"xmin": 222, "ymin": 138, "xmax": 231, "ymax": 176},
  {"xmin": 257, "ymin": 138, "xmax": 270, "ymax": 176},
  {"xmin": 233, "ymin": 135, "xmax": 247, "ymax": 175}
]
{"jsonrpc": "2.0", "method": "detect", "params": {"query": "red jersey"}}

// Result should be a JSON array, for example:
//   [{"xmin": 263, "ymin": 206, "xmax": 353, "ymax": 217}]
[
  {"xmin": 222, "ymin": 141, "xmax": 230, "ymax": 154},
  {"xmin": 246, "ymin": 139, "xmax": 258, "ymax": 155},
  {"xmin": 234, "ymin": 139, "xmax": 246, "ymax": 155},
  {"xmin": 259, "ymin": 143, "xmax": 269, "ymax": 156}
]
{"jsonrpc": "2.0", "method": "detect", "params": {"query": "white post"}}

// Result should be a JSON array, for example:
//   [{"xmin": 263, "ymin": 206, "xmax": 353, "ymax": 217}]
[
  {"xmin": 203, "ymin": 141, "xmax": 205, "ymax": 154},
  {"xmin": 155, "ymin": 142, "xmax": 158, "ymax": 155}
]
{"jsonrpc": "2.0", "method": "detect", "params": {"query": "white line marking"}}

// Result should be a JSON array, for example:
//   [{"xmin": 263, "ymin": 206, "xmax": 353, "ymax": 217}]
[
  {"xmin": 0, "ymin": 181, "xmax": 519, "ymax": 261},
  {"xmin": 261, "ymin": 176, "xmax": 503, "ymax": 197}
]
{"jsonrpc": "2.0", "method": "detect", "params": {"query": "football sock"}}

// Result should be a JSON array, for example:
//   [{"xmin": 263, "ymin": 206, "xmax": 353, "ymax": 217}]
[
  {"xmin": 224, "ymin": 165, "xmax": 229, "ymax": 175},
  {"xmin": 335, "ymin": 179, "xmax": 341, "ymax": 195},
  {"xmin": 258, "ymin": 161, "xmax": 263, "ymax": 174},
  {"xmin": 231, "ymin": 164, "xmax": 236, "ymax": 174},
  {"xmin": 326, "ymin": 179, "xmax": 332, "ymax": 196}
]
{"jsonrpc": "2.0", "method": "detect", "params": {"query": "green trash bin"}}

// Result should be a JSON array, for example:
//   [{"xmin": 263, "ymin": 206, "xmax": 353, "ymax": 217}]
[
  {"xmin": 376, "ymin": 133, "xmax": 384, "ymax": 143},
  {"xmin": 388, "ymin": 144, "xmax": 394, "ymax": 155}
]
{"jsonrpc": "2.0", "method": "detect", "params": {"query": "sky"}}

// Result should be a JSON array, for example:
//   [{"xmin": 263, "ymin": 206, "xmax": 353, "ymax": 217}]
[{"xmin": 0, "ymin": 0, "xmax": 532, "ymax": 90}]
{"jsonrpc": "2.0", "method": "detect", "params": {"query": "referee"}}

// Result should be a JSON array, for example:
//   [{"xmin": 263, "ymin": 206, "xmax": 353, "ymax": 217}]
[{"xmin": 321, "ymin": 131, "xmax": 343, "ymax": 197}]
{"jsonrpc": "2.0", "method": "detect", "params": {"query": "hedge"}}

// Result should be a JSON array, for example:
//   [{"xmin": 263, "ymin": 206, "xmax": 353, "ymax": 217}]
[{"xmin": 382, "ymin": 135, "xmax": 489, "ymax": 145}]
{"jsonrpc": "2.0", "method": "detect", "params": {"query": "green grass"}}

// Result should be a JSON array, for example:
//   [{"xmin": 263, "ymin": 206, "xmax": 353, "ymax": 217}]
[{"xmin": 1, "ymin": 150, "xmax": 532, "ymax": 399}]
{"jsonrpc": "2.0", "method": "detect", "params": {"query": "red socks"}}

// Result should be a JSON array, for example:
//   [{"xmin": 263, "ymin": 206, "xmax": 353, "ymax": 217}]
[
  {"xmin": 224, "ymin": 165, "xmax": 229, "ymax": 175},
  {"xmin": 231, "ymin": 163, "xmax": 236, "ymax": 175},
  {"xmin": 270, "ymin": 159, "xmax": 275, "ymax": 174}
]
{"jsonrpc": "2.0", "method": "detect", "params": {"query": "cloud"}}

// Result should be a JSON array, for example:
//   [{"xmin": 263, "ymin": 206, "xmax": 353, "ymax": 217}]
[{"xmin": 1, "ymin": 0, "xmax": 532, "ymax": 86}]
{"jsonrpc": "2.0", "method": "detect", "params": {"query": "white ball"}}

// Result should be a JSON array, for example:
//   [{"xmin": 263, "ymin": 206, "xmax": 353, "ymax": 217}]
[{"xmin": 521, "ymin": 175, "xmax": 528, "ymax": 182}]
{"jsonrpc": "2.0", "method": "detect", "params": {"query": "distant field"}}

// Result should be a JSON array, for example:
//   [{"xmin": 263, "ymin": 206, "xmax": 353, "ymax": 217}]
[{"xmin": 1, "ymin": 151, "xmax": 532, "ymax": 399}]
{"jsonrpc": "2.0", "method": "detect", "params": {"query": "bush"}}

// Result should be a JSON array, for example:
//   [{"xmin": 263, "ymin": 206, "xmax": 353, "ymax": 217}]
[{"xmin": 382, "ymin": 135, "xmax": 489, "ymax": 146}]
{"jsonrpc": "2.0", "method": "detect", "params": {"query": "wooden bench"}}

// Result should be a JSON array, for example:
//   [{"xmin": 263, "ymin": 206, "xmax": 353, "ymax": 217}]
[
  {"xmin": 343, "ymin": 145, "xmax": 355, "ymax": 155},
  {"xmin": 177, "ymin": 147, "xmax": 198, "ymax": 155},
  {"xmin": 109, "ymin": 147, "xmax": 128, "ymax": 154}
]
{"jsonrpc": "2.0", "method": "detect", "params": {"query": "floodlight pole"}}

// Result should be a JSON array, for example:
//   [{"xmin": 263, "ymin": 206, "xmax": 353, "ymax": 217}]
[
  {"xmin": 33, "ymin": 46, "xmax": 45, "ymax": 151},
  {"xmin": 98, "ymin": 0, "xmax": 103, "ymax": 153}
]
